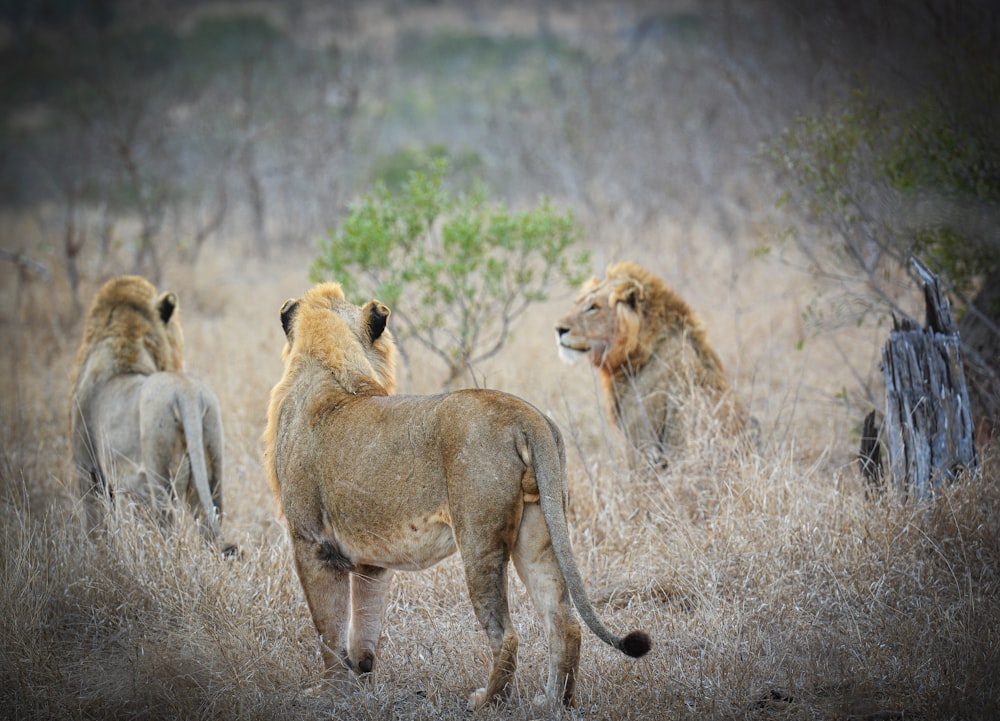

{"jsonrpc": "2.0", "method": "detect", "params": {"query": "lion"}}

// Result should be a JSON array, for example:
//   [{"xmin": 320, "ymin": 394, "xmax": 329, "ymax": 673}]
[
  {"xmin": 69, "ymin": 275, "xmax": 231, "ymax": 552},
  {"xmin": 263, "ymin": 282, "xmax": 650, "ymax": 710},
  {"xmin": 555, "ymin": 260, "xmax": 747, "ymax": 469}
]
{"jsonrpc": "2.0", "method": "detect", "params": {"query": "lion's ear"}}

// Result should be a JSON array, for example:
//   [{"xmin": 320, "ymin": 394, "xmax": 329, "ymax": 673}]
[
  {"xmin": 156, "ymin": 292, "xmax": 177, "ymax": 324},
  {"xmin": 366, "ymin": 300, "xmax": 391, "ymax": 342},
  {"xmin": 612, "ymin": 279, "xmax": 644, "ymax": 309},
  {"xmin": 279, "ymin": 299, "xmax": 299, "ymax": 339}
]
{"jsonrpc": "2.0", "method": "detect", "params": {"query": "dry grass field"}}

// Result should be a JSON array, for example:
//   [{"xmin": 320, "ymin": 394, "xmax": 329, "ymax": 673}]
[
  {"xmin": 2, "ymin": 2, "xmax": 999, "ymax": 719},
  {"xmin": 2, "ymin": 221, "xmax": 998, "ymax": 721}
]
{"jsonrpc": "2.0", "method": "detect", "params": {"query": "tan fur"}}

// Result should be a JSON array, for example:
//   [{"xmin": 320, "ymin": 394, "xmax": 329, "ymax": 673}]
[
  {"xmin": 263, "ymin": 282, "xmax": 649, "ymax": 710},
  {"xmin": 555, "ymin": 261, "xmax": 747, "ymax": 469},
  {"xmin": 69, "ymin": 276, "xmax": 230, "ymax": 551}
]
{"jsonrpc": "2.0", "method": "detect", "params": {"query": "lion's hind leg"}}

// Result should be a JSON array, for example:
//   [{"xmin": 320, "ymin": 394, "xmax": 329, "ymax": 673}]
[
  {"xmin": 459, "ymin": 543, "xmax": 519, "ymax": 711},
  {"xmin": 511, "ymin": 501, "xmax": 582, "ymax": 707},
  {"xmin": 291, "ymin": 534, "xmax": 354, "ymax": 693},
  {"xmin": 348, "ymin": 566, "xmax": 393, "ymax": 675},
  {"xmin": 78, "ymin": 467, "xmax": 112, "ymax": 536}
]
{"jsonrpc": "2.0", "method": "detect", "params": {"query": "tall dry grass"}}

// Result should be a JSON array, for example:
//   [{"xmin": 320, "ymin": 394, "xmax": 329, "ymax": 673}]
[{"xmin": 1, "ymin": 237, "xmax": 998, "ymax": 720}]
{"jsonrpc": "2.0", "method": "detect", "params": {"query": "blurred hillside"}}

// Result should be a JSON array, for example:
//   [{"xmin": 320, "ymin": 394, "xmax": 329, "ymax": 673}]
[{"xmin": 2, "ymin": 0, "xmax": 966, "ymax": 265}]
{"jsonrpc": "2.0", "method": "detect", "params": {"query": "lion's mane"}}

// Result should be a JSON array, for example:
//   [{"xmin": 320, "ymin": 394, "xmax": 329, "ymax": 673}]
[
  {"xmin": 556, "ymin": 260, "xmax": 745, "ymax": 466},
  {"xmin": 70, "ymin": 275, "xmax": 183, "ymax": 395}
]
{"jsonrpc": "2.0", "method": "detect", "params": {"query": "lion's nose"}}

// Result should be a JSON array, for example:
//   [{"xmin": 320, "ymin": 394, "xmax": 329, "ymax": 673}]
[{"xmin": 555, "ymin": 325, "xmax": 569, "ymax": 339}]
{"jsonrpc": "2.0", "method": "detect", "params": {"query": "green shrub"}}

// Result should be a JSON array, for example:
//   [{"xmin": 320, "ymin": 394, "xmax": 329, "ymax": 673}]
[
  {"xmin": 370, "ymin": 143, "xmax": 481, "ymax": 192},
  {"xmin": 767, "ymin": 85, "xmax": 1000, "ymax": 305},
  {"xmin": 312, "ymin": 159, "xmax": 590, "ymax": 387}
]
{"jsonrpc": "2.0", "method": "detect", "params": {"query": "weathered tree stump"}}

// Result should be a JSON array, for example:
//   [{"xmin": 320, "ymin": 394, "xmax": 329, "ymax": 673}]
[
  {"xmin": 860, "ymin": 260, "xmax": 978, "ymax": 500},
  {"xmin": 858, "ymin": 409, "xmax": 883, "ymax": 497}
]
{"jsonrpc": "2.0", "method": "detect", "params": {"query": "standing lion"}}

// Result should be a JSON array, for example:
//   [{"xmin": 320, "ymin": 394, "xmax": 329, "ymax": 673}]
[
  {"xmin": 69, "ymin": 275, "xmax": 229, "ymax": 551},
  {"xmin": 555, "ymin": 260, "xmax": 748, "ymax": 470},
  {"xmin": 263, "ymin": 282, "xmax": 649, "ymax": 710}
]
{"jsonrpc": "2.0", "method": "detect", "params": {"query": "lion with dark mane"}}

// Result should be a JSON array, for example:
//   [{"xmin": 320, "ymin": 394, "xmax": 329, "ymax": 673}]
[
  {"xmin": 69, "ymin": 275, "xmax": 230, "ymax": 551},
  {"xmin": 556, "ymin": 261, "xmax": 748, "ymax": 469},
  {"xmin": 263, "ymin": 282, "xmax": 649, "ymax": 710}
]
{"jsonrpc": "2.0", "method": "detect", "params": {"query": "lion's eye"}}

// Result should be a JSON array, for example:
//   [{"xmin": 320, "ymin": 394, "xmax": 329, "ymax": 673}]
[{"xmin": 585, "ymin": 303, "xmax": 600, "ymax": 313}]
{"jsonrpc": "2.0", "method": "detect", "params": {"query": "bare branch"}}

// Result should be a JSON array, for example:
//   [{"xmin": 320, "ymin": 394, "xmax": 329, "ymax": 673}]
[{"xmin": 0, "ymin": 249, "xmax": 50, "ymax": 281}]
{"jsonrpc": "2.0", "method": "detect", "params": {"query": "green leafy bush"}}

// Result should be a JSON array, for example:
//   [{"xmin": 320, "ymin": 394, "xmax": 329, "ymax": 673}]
[
  {"xmin": 312, "ymin": 160, "xmax": 590, "ymax": 387},
  {"xmin": 768, "ymin": 87, "xmax": 1000, "ymax": 300},
  {"xmin": 370, "ymin": 143, "xmax": 481, "ymax": 192}
]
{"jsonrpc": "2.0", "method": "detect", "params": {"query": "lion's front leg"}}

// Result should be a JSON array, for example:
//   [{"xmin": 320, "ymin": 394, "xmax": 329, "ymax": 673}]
[
  {"xmin": 291, "ymin": 535, "xmax": 353, "ymax": 692},
  {"xmin": 349, "ymin": 565, "xmax": 393, "ymax": 675}
]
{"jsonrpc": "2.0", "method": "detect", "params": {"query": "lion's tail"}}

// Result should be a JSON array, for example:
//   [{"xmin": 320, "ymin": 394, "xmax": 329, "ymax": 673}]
[
  {"xmin": 176, "ymin": 386, "xmax": 223, "ymax": 540},
  {"xmin": 531, "ymin": 416, "xmax": 652, "ymax": 660}
]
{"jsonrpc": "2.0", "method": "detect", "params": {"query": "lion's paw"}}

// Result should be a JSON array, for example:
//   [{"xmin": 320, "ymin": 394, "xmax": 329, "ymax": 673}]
[{"xmin": 467, "ymin": 687, "xmax": 489, "ymax": 711}]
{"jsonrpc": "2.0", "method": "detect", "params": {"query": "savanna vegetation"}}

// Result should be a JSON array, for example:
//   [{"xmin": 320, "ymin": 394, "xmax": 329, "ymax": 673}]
[{"xmin": 2, "ymin": 2, "xmax": 998, "ymax": 719}]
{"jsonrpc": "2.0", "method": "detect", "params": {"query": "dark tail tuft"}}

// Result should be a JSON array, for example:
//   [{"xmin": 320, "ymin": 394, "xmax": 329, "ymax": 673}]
[{"xmin": 617, "ymin": 630, "xmax": 652, "ymax": 658}]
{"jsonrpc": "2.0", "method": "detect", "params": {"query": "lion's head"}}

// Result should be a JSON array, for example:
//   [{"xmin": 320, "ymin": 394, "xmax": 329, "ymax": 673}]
[
  {"xmin": 555, "ymin": 261, "xmax": 723, "ymax": 380},
  {"xmin": 276, "ymin": 282, "xmax": 397, "ymax": 394},
  {"xmin": 70, "ymin": 275, "xmax": 184, "ymax": 395}
]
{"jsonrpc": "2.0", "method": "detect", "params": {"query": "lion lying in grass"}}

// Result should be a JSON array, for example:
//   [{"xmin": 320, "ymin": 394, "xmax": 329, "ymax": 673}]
[
  {"xmin": 263, "ymin": 282, "xmax": 650, "ymax": 710},
  {"xmin": 69, "ymin": 275, "xmax": 231, "ymax": 553},
  {"xmin": 556, "ymin": 261, "xmax": 748, "ymax": 470}
]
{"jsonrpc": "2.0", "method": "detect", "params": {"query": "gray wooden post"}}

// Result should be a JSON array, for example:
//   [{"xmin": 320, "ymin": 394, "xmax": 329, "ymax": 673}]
[{"xmin": 877, "ymin": 259, "xmax": 978, "ymax": 500}]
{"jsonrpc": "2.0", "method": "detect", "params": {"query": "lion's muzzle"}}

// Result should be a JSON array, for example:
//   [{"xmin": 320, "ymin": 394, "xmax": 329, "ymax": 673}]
[{"xmin": 555, "ymin": 326, "xmax": 590, "ymax": 363}]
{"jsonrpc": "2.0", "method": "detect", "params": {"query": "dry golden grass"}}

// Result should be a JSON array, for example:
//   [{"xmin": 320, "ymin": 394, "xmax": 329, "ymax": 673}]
[{"xmin": 1, "ymin": 236, "xmax": 998, "ymax": 720}]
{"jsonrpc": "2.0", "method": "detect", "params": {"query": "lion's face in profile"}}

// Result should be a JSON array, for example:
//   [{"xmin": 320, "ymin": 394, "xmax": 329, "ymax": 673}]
[{"xmin": 555, "ymin": 269, "xmax": 646, "ymax": 372}]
